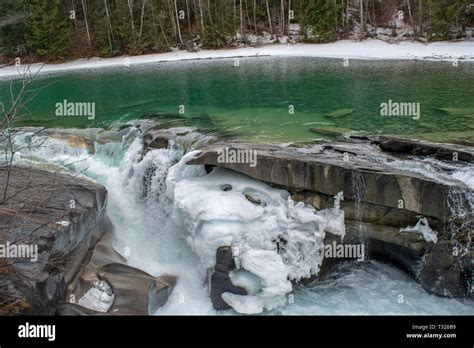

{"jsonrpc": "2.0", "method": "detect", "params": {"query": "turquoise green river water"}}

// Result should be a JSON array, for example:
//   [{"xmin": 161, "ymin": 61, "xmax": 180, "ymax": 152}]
[{"xmin": 1, "ymin": 57, "xmax": 473, "ymax": 143}]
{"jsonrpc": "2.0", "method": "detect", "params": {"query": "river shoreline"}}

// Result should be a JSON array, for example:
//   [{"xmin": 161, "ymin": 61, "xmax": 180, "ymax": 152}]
[{"xmin": 1, "ymin": 39, "xmax": 474, "ymax": 78}]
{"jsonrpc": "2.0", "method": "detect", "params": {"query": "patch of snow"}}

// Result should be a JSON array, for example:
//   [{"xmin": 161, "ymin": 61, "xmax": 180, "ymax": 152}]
[
  {"xmin": 78, "ymin": 280, "xmax": 114, "ymax": 312},
  {"xmin": 400, "ymin": 217, "xmax": 438, "ymax": 243}
]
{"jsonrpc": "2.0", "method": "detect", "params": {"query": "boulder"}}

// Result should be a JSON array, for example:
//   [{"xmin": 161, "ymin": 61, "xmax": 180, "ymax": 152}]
[
  {"xmin": 142, "ymin": 127, "xmax": 192, "ymax": 154},
  {"xmin": 418, "ymin": 241, "xmax": 472, "ymax": 298},
  {"xmin": 0, "ymin": 165, "xmax": 110, "ymax": 315},
  {"xmin": 99, "ymin": 263, "xmax": 176, "ymax": 315},
  {"xmin": 208, "ymin": 246, "xmax": 247, "ymax": 310},
  {"xmin": 67, "ymin": 232, "xmax": 177, "ymax": 315}
]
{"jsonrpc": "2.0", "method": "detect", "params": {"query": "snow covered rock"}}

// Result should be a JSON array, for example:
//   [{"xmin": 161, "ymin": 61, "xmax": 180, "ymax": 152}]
[{"xmin": 167, "ymin": 159, "xmax": 345, "ymax": 314}]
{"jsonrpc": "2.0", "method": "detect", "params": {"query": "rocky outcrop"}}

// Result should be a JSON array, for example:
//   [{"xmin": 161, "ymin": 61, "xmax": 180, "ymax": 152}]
[
  {"xmin": 186, "ymin": 138, "xmax": 473, "ymax": 300},
  {"xmin": 0, "ymin": 165, "xmax": 110, "ymax": 315},
  {"xmin": 207, "ymin": 246, "xmax": 247, "ymax": 310},
  {"xmin": 97, "ymin": 263, "xmax": 176, "ymax": 315},
  {"xmin": 143, "ymin": 128, "xmax": 190, "ymax": 150},
  {"xmin": 14, "ymin": 127, "xmax": 97, "ymax": 152},
  {"xmin": 418, "ymin": 241, "xmax": 473, "ymax": 298},
  {"xmin": 66, "ymin": 232, "xmax": 177, "ymax": 315},
  {"xmin": 141, "ymin": 126, "xmax": 218, "ymax": 155},
  {"xmin": 187, "ymin": 142, "xmax": 472, "ymax": 223},
  {"xmin": 375, "ymin": 136, "xmax": 474, "ymax": 162}
]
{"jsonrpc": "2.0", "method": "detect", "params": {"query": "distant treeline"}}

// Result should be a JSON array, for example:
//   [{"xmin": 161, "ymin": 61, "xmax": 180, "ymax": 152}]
[{"xmin": 0, "ymin": 0, "xmax": 473, "ymax": 62}]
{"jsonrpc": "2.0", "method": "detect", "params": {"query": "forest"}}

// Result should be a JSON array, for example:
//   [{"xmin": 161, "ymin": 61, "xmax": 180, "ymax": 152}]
[{"xmin": 0, "ymin": 0, "xmax": 473, "ymax": 63}]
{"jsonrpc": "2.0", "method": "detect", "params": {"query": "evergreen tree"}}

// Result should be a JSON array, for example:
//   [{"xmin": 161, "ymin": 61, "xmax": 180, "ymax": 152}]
[
  {"xmin": 89, "ymin": 1, "xmax": 115, "ymax": 56},
  {"xmin": 22, "ymin": 0, "xmax": 71, "ymax": 60},
  {"xmin": 0, "ymin": 0, "xmax": 26, "ymax": 57},
  {"xmin": 0, "ymin": 0, "xmax": 473, "ymax": 63},
  {"xmin": 296, "ymin": 0, "xmax": 341, "ymax": 42}
]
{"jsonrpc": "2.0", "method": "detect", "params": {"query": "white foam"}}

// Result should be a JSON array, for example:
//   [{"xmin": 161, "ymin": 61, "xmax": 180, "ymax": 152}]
[{"xmin": 452, "ymin": 167, "xmax": 474, "ymax": 190}]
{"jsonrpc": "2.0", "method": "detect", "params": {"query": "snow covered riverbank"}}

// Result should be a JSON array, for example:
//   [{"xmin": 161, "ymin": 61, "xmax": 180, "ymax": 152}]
[{"xmin": 1, "ymin": 39, "xmax": 473, "ymax": 78}]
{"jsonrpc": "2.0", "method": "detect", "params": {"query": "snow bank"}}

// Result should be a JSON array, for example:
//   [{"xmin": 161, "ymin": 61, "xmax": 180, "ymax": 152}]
[
  {"xmin": 167, "ymin": 158, "xmax": 345, "ymax": 314},
  {"xmin": 400, "ymin": 217, "xmax": 438, "ymax": 243},
  {"xmin": 1, "ymin": 39, "xmax": 473, "ymax": 78}
]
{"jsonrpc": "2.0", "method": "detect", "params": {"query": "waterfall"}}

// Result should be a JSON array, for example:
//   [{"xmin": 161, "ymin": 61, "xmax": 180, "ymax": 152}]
[
  {"xmin": 7, "ymin": 128, "xmax": 474, "ymax": 315},
  {"xmin": 446, "ymin": 186, "xmax": 473, "ymax": 258},
  {"xmin": 351, "ymin": 169, "xmax": 367, "ymax": 243}
]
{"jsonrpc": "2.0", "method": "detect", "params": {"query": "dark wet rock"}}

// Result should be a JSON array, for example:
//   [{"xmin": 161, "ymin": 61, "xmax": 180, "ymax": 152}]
[
  {"xmin": 376, "ymin": 136, "xmax": 474, "ymax": 162},
  {"xmin": 418, "ymin": 241, "xmax": 472, "ymax": 298},
  {"xmin": 208, "ymin": 246, "xmax": 247, "ymax": 310},
  {"xmin": 0, "ymin": 166, "xmax": 110, "ymax": 315},
  {"xmin": 148, "ymin": 274, "xmax": 177, "ymax": 314},
  {"xmin": 143, "ymin": 130, "xmax": 172, "ymax": 149},
  {"xmin": 142, "ymin": 127, "xmax": 191, "ymax": 150}
]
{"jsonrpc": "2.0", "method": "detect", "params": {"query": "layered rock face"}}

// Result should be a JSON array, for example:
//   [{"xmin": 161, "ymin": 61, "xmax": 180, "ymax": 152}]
[
  {"xmin": 186, "ymin": 137, "xmax": 473, "ymax": 304},
  {"xmin": 0, "ymin": 166, "xmax": 109, "ymax": 314}
]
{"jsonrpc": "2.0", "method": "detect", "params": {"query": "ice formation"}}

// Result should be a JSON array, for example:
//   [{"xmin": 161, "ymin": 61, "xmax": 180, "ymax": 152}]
[
  {"xmin": 400, "ymin": 217, "xmax": 438, "ymax": 243},
  {"xmin": 167, "ymin": 156, "xmax": 346, "ymax": 314},
  {"xmin": 78, "ymin": 280, "xmax": 114, "ymax": 313}
]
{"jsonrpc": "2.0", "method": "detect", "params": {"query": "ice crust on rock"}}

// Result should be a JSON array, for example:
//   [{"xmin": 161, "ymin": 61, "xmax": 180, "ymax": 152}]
[
  {"xmin": 167, "ymin": 160, "xmax": 345, "ymax": 314},
  {"xmin": 78, "ymin": 280, "xmax": 114, "ymax": 313},
  {"xmin": 400, "ymin": 217, "xmax": 438, "ymax": 243}
]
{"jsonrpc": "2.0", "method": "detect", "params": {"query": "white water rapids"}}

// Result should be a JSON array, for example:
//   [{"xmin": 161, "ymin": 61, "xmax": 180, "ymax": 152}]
[{"xmin": 9, "ymin": 128, "xmax": 474, "ymax": 315}]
